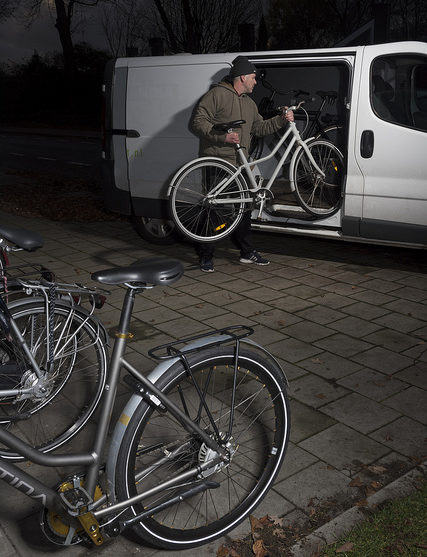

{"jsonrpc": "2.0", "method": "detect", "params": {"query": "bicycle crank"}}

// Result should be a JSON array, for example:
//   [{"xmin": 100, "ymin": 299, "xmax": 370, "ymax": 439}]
[{"xmin": 40, "ymin": 476, "xmax": 104, "ymax": 546}]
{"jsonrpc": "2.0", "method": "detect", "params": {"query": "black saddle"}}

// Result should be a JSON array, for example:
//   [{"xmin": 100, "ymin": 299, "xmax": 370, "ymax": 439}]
[
  {"xmin": 0, "ymin": 226, "xmax": 44, "ymax": 251},
  {"xmin": 91, "ymin": 257, "xmax": 184, "ymax": 286},
  {"xmin": 213, "ymin": 120, "xmax": 246, "ymax": 132}
]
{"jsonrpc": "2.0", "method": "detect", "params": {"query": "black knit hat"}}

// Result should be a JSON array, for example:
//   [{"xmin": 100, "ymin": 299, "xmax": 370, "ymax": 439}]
[{"xmin": 229, "ymin": 56, "xmax": 256, "ymax": 79}]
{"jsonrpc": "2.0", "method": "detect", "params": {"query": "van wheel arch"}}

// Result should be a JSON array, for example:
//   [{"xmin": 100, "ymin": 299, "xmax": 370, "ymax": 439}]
[{"xmin": 131, "ymin": 215, "xmax": 178, "ymax": 245}]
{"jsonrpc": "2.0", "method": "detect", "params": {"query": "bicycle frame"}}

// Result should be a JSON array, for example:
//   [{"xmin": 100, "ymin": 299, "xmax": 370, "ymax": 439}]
[
  {"xmin": 206, "ymin": 120, "xmax": 325, "ymax": 217},
  {"xmin": 0, "ymin": 285, "xmax": 250, "ymax": 542}
]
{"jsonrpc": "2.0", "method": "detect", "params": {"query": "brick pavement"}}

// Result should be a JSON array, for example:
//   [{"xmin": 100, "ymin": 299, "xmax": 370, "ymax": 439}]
[{"xmin": 0, "ymin": 210, "xmax": 426, "ymax": 556}]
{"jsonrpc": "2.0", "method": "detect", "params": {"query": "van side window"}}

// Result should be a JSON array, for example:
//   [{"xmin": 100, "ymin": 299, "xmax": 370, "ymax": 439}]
[{"xmin": 371, "ymin": 55, "xmax": 427, "ymax": 132}]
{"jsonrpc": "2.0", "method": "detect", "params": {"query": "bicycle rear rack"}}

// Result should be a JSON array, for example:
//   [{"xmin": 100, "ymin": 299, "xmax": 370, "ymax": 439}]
[{"xmin": 148, "ymin": 325, "xmax": 254, "ymax": 360}]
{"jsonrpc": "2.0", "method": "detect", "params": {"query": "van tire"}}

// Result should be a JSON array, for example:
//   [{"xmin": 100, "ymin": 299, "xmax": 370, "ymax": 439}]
[{"xmin": 131, "ymin": 216, "xmax": 177, "ymax": 245}]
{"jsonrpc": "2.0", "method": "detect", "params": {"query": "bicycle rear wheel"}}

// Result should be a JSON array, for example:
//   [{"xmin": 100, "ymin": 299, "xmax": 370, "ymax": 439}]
[
  {"xmin": 115, "ymin": 346, "xmax": 290, "ymax": 550},
  {"xmin": 169, "ymin": 159, "xmax": 249, "ymax": 242},
  {"xmin": 0, "ymin": 299, "xmax": 108, "ymax": 460},
  {"xmin": 292, "ymin": 139, "xmax": 345, "ymax": 217}
]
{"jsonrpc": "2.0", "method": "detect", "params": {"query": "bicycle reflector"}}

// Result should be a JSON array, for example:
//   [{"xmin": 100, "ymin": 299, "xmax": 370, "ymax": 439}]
[{"xmin": 215, "ymin": 224, "xmax": 226, "ymax": 231}]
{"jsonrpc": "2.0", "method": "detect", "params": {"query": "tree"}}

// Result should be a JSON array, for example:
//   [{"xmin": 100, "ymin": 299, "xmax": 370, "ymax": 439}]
[
  {"xmin": 0, "ymin": 0, "xmax": 19, "ymax": 22},
  {"xmin": 147, "ymin": 0, "xmax": 263, "ymax": 54},
  {"xmin": 17, "ymin": 0, "xmax": 109, "ymax": 105},
  {"xmin": 101, "ymin": 0, "xmax": 147, "ymax": 57}
]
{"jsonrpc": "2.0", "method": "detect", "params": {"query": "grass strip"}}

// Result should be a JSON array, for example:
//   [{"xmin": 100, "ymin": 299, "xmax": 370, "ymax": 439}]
[{"xmin": 321, "ymin": 478, "xmax": 426, "ymax": 556}]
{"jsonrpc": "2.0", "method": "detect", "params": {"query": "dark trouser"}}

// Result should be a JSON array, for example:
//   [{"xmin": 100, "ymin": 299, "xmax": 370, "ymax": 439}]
[{"xmin": 196, "ymin": 211, "xmax": 254, "ymax": 260}]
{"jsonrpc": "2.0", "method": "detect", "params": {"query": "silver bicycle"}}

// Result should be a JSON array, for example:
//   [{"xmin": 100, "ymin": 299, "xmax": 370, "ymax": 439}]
[
  {"xmin": 169, "ymin": 102, "xmax": 345, "ymax": 242},
  {"xmin": 0, "ymin": 257, "xmax": 290, "ymax": 550}
]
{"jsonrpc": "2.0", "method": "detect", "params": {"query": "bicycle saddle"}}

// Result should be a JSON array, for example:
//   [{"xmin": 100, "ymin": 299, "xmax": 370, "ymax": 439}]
[
  {"xmin": 91, "ymin": 257, "xmax": 184, "ymax": 286},
  {"xmin": 213, "ymin": 120, "xmax": 246, "ymax": 132},
  {"xmin": 0, "ymin": 225, "xmax": 44, "ymax": 251}
]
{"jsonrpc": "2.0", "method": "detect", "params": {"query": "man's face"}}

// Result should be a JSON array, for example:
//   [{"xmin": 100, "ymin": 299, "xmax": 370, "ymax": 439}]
[{"xmin": 242, "ymin": 73, "xmax": 257, "ymax": 94}]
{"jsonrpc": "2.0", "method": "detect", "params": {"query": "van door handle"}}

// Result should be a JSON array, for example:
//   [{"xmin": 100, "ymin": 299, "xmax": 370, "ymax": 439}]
[
  {"xmin": 111, "ymin": 129, "xmax": 140, "ymax": 138},
  {"xmin": 360, "ymin": 130, "xmax": 374, "ymax": 158}
]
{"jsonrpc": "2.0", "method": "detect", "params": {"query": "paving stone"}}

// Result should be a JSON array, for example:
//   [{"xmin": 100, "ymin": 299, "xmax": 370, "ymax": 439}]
[
  {"xmin": 328, "ymin": 315, "xmax": 381, "ymax": 338},
  {"xmin": 373, "ymin": 311, "xmax": 425, "ymax": 333},
  {"xmin": 314, "ymin": 333, "xmax": 373, "ymax": 358},
  {"xmin": 202, "ymin": 313, "xmax": 256, "ymax": 329},
  {"xmin": 270, "ymin": 295, "xmax": 315, "ymax": 313},
  {"xmin": 349, "ymin": 290, "xmax": 396, "ymax": 306},
  {"xmin": 383, "ymin": 298, "xmax": 427, "ymax": 321},
  {"xmin": 303, "ymin": 425, "xmax": 390, "ymax": 474},
  {"xmin": 280, "ymin": 321, "xmax": 336, "ymax": 343},
  {"xmin": 337, "ymin": 368, "xmax": 406, "ymax": 401},
  {"xmin": 395, "ymin": 362, "xmax": 427, "ymax": 389},
  {"xmin": 309, "ymin": 292, "xmax": 354, "ymax": 309},
  {"xmin": 382, "ymin": 386, "xmax": 427, "ymax": 424},
  {"xmin": 321, "ymin": 392, "xmax": 400, "ymax": 434},
  {"xmin": 177, "ymin": 301, "xmax": 228, "ymax": 320},
  {"xmin": 295, "ymin": 305, "xmax": 347, "ymax": 325},
  {"xmin": 290, "ymin": 374, "xmax": 349, "ymax": 408},
  {"xmin": 293, "ymin": 273, "xmax": 334, "ymax": 288},
  {"xmin": 257, "ymin": 276, "xmax": 299, "ymax": 290},
  {"xmin": 362, "ymin": 328, "xmax": 421, "ymax": 352},
  {"xmin": 289, "ymin": 400, "xmax": 336, "ymax": 443},
  {"xmin": 274, "ymin": 461, "xmax": 357, "ymax": 510},
  {"xmin": 248, "ymin": 307, "xmax": 302, "ymax": 329},
  {"xmin": 275, "ymin": 442, "xmax": 319, "ymax": 481},
  {"xmin": 369, "ymin": 416, "xmax": 427, "ymax": 459},
  {"xmin": 358, "ymin": 278, "xmax": 402, "ymax": 294},
  {"xmin": 243, "ymin": 285, "xmax": 285, "ymax": 302},
  {"xmin": 284, "ymin": 284, "xmax": 324, "ymax": 299},
  {"xmin": 393, "ymin": 285, "xmax": 427, "ymax": 302},
  {"xmin": 199, "ymin": 289, "xmax": 244, "ymax": 305},
  {"xmin": 268, "ymin": 337, "xmax": 323, "ymax": 364},
  {"xmin": 250, "ymin": 324, "xmax": 288, "ymax": 346},
  {"xmin": 226, "ymin": 298, "xmax": 269, "ymax": 317},
  {"xmin": 322, "ymin": 282, "xmax": 366, "ymax": 296},
  {"xmin": 351, "ymin": 346, "xmax": 413, "ymax": 375},
  {"xmin": 413, "ymin": 325, "xmax": 427, "ymax": 340},
  {"xmin": 298, "ymin": 352, "xmax": 361, "ymax": 380}
]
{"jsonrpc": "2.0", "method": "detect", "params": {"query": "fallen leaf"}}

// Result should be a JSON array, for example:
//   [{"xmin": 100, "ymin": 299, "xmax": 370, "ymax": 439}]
[
  {"xmin": 367, "ymin": 465, "xmax": 386, "ymax": 474},
  {"xmin": 269, "ymin": 515, "xmax": 284, "ymax": 526},
  {"xmin": 217, "ymin": 545, "xmax": 231, "ymax": 557},
  {"xmin": 349, "ymin": 476, "xmax": 363, "ymax": 487},
  {"xmin": 252, "ymin": 539, "xmax": 268, "ymax": 557},
  {"xmin": 273, "ymin": 528, "xmax": 287, "ymax": 539},
  {"xmin": 249, "ymin": 515, "xmax": 263, "ymax": 532},
  {"xmin": 315, "ymin": 393, "xmax": 326, "ymax": 399},
  {"xmin": 356, "ymin": 498, "xmax": 368, "ymax": 507},
  {"xmin": 336, "ymin": 541, "xmax": 354, "ymax": 553},
  {"xmin": 370, "ymin": 481, "xmax": 382, "ymax": 490}
]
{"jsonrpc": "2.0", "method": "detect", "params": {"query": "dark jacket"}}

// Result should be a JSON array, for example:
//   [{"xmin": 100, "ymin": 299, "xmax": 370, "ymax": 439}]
[{"xmin": 191, "ymin": 80, "xmax": 285, "ymax": 164}]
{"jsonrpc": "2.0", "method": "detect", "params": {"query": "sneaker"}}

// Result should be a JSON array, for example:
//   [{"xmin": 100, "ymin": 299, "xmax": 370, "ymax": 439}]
[
  {"xmin": 200, "ymin": 259, "xmax": 215, "ymax": 272},
  {"xmin": 240, "ymin": 251, "xmax": 270, "ymax": 266}
]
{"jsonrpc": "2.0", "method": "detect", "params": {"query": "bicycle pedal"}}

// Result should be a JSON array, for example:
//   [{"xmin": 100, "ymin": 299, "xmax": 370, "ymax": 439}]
[{"xmin": 60, "ymin": 485, "xmax": 92, "ymax": 515}]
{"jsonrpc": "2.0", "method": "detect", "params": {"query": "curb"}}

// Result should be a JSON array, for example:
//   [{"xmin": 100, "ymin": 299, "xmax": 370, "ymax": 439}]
[{"xmin": 290, "ymin": 462, "xmax": 426, "ymax": 556}]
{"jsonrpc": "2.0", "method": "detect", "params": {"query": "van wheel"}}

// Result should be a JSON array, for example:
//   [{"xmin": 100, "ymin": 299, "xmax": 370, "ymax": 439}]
[{"xmin": 131, "ymin": 216, "xmax": 177, "ymax": 245}]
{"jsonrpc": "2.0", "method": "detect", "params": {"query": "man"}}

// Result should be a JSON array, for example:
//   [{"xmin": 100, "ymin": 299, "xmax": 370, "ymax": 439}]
[{"xmin": 191, "ymin": 55, "xmax": 294, "ymax": 272}]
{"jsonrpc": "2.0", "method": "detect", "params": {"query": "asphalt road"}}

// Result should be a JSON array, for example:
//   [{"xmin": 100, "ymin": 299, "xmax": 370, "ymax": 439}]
[{"xmin": 0, "ymin": 132, "xmax": 102, "ymax": 181}]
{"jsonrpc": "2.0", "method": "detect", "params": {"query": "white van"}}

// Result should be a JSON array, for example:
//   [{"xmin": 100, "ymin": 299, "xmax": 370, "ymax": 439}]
[{"xmin": 102, "ymin": 41, "xmax": 427, "ymax": 248}]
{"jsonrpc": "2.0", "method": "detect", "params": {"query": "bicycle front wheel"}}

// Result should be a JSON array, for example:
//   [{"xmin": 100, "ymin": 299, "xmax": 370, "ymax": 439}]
[
  {"xmin": 0, "ymin": 299, "xmax": 108, "ymax": 460},
  {"xmin": 115, "ymin": 346, "xmax": 290, "ymax": 550},
  {"xmin": 292, "ymin": 139, "xmax": 345, "ymax": 217},
  {"xmin": 169, "ymin": 159, "xmax": 249, "ymax": 242}
]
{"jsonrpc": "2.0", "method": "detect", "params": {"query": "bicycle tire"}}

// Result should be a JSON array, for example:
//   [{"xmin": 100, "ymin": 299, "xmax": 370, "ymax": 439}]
[
  {"xmin": 115, "ymin": 346, "xmax": 290, "ymax": 550},
  {"xmin": 0, "ymin": 299, "xmax": 108, "ymax": 460},
  {"xmin": 169, "ymin": 159, "xmax": 248, "ymax": 243},
  {"xmin": 291, "ymin": 139, "xmax": 344, "ymax": 217}
]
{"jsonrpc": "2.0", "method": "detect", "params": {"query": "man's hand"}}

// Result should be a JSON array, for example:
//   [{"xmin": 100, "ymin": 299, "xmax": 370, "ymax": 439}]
[
  {"xmin": 225, "ymin": 132, "xmax": 240, "ymax": 144},
  {"xmin": 283, "ymin": 107, "xmax": 294, "ymax": 122}
]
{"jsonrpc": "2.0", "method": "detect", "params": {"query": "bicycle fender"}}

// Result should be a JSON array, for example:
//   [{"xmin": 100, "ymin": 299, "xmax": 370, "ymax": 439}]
[
  {"xmin": 167, "ymin": 157, "xmax": 239, "ymax": 197},
  {"xmin": 105, "ymin": 334, "xmax": 288, "ymax": 498}
]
